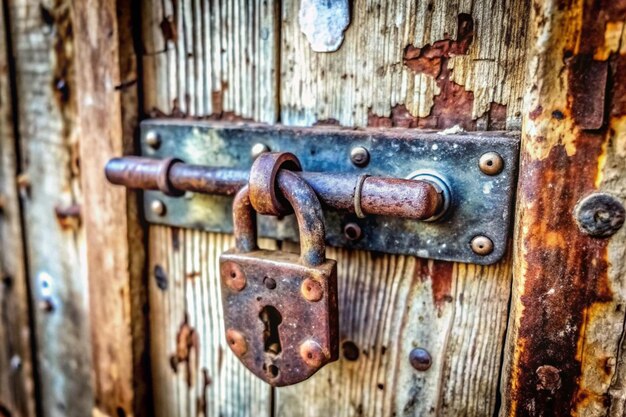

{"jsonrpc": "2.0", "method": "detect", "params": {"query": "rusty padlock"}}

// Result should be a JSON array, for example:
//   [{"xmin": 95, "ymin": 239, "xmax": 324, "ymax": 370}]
[{"xmin": 219, "ymin": 153, "xmax": 339, "ymax": 386}]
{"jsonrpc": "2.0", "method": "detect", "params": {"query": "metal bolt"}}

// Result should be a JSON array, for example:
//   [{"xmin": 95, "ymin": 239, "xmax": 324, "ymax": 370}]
[
  {"xmin": 300, "ymin": 340, "xmax": 325, "ymax": 368},
  {"xmin": 301, "ymin": 278, "xmax": 323, "ymax": 302},
  {"xmin": 251, "ymin": 143, "xmax": 270, "ymax": 160},
  {"xmin": 575, "ymin": 193, "xmax": 625, "ymax": 237},
  {"xmin": 226, "ymin": 328, "xmax": 248, "ymax": 356},
  {"xmin": 145, "ymin": 131, "xmax": 161, "ymax": 149},
  {"xmin": 350, "ymin": 146, "xmax": 370, "ymax": 167},
  {"xmin": 409, "ymin": 347, "xmax": 432, "ymax": 371},
  {"xmin": 343, "ymin": 222, "xmax": 362, "ymax": 241},
  {"xmin": 39, "ymin": 299, "xmax": 54, "ymax": 312},
  {"xmin": 150, "ymin": 200, "xmax": 166, "ymax": 216},
  {"xmin": 470, "ymin": 235, "xmax": 494, "ymax": 256},
  {"xmin": 478, "ymin": 152, "xmax": 504, "ymax": 175},
  {"xmin": 221, "ymin": 261, "xmax": 247, "ymax": 292}
]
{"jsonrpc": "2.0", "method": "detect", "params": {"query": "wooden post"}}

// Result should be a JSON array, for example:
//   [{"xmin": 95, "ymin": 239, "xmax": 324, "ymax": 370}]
[
  {"xmin": 73, "ymin": 1, "xmax": 148, "ymax": 416},
  {"xmin": 501, "ymin": 1, "xmax": 626, "ymax": 416}
]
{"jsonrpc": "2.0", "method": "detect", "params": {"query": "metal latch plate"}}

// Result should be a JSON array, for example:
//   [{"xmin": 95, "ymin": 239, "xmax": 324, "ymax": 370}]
[{"xmin": 141, "ymin": 120, "xmax": 519, "ymax": 264}]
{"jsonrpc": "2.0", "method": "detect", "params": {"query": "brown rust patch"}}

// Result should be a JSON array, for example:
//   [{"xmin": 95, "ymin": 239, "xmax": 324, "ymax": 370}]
[
  {"xmin": 568, "ymin": 55, "xmax": 608, "ymax": 129},
  {"xmin": 413, "ymin": 259, "xmax": 453, "ymax": 314},
  {"xmin": 170, "ymin": 314, "xmax": 199, "ymax": 387}
]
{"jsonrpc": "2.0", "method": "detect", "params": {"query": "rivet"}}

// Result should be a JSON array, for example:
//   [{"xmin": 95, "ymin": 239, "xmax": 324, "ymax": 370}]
[
  {"xmin": 478, "ymin": 152, "xmax": 504, "ymax": 175},
  {"xmin": 150, "ymin": 200, "xmax": 166, "ymax": 216},
  {"xmin": 575, "ymin": 193, "xmax": 625, "ymax": 237},
  {"xmin": 350, "ymin": 146, "xmax": 370, "ymax": 167},
  {"xmin": 251, "ymin": 143, "xmax": 270, "ymax": 160},
  {"xmin": 220, "ymin": 262, "xmax": 246, "ymax": 292},
  {"xmin": 409, "ymin": 347, "xmax": 432, "ymax": 371},
  {"xmin": 470, "ymin": 235, "xmax": 494, "ymax": 256},
  {"xmin": 264, "ymin": 276, "xmax": 277, "ymax": 290},
  {"xmin": 343, "ymin": 222, "xmax": 362, "ymax": 241},
  {"xmin": 300, "ymin": 340, "xmax": 325, "ymax": 368},
  {"xmin": 536, "ymin": 365, "xmax": 561, "ymax": 392},
  {"xmin": 145, "ymin": 131, "xmax": 161, "ymax": 149},
  {"xmin": 301, "ymin": 278, "xmax": 323, "ymax": 302},
  {"xmin": 39, "ymin": 299, "xmax": 54, "ymax": 313},
  {"xmin": 226, "ymin": 328, "xmax": 248, "ymax": 356}
]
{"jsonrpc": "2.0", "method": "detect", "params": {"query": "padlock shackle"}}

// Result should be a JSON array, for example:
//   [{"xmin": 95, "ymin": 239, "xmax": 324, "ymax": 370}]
[
  {"xmin": 233, "ymin": 171, "xmax": 326, "ymax": 266},
  {"xmin": 233, "ymin": 185, "xmax": 258, "ymax": 253},
  {"xmin": 276, "ymin": 170, "xmax": 326, "ymax": 267}
]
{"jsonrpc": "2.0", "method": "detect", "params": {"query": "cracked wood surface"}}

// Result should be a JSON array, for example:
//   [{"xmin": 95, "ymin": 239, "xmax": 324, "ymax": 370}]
[
  {"xmin": 142, "ymin": 1, "xmax": 526, "ymax": 416},
  {"xmin": 0, "ymin": 1, "xmax": 35, "ymax": 415}
]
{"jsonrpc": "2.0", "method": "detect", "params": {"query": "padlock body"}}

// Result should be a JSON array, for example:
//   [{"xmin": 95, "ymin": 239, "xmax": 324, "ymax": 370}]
[{"xmin": 220, "ymin": 248, "xmax": 338, "ymax": 387}]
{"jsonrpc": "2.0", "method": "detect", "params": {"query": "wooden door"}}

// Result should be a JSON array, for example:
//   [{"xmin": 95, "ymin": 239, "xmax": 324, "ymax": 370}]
[{"xmin": 1, "ymin": 1, "xmax": 626, "ymax": 416}]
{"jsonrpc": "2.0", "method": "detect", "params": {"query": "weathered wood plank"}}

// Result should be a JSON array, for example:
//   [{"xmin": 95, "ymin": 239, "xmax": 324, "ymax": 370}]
[
  {"xmin": 0, "ymin": 1, "xmax": 35, "ymax": 415},
  {"xmin": 500, "ymin": 1, "xmax": 626, "ymax": 416},
  {"xmin": 142, "ymin": 0, "xmax": 279, "ymax": 414},
  {"xmin": 7, "ymin": 1, "xmax": 93, "ymax": 415},
  {"xmin": 280, "ymin": 0, "xmax": 528, "ymax": 129},
  {"xmin": 277, "ymin": 1, "xmax": 527, "ymax": 415},
  {"xmin": 148, "ymin": 227, "xmax": 275, "ymax": 417},
  {"xmin": 73, "ymin": 1, "xmax": 148, "ymax": 416}
]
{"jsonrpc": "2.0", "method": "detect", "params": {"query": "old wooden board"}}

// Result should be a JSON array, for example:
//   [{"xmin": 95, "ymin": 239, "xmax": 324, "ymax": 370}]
[
  {"xmin": 500, "ymin": 1, "xmax": 626, "ymax": 416},
  {"xmin": 7, "ymin": 1, "xmax": 93, "ymax": 415},
  {"xmin": 139, "ymin": 0, "xmax": 528, "ymax": 416},
  {"xmin": 142, "ymin": 0, "xmax": 278, "ymax": 415},
  {"xmin": 0, "ymin": 1, "xmax": 35, "ymax": 415}
]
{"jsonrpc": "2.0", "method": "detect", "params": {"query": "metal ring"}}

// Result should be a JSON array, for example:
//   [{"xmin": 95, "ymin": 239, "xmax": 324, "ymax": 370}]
[
  {"xmin": 354, "ymin": 174, "xmax": 370, "ymax": 218},
  {"xmin": 156, "ymin": 157, "xmax": 185, "ymax": 196},
  {"xmin": 249, "ymin": 152, "xmax": 302, "ymax": 215}
]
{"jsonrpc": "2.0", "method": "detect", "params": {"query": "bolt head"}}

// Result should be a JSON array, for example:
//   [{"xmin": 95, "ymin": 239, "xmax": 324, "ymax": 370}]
[
  {"xmin": 300, "ymin": 340, "xmax": 325, "ymax": 368},
  {"xmin": 350, "ymin": 146, "xmax": 370, "ymax": 167},
  {"xmin": 145, "ymin": 131, "xmax": 161, "ymax": 149},
  {"xmin": 575, "ymin": 193, "xmax": 625, "ymax": 237},
  {"xmin": 479, "ymin": 152, "xmax": 504, "ymax": 175},
  {"xmin": 343, "ymin": 222, "xmax": 363, "ymax": 241},
  {"xmin": 150, "ymin": 200, "xmax": 166, "ymax": 216},
  {"xmin": 470, "ymin": 235, "xmax": 494, "ymax": 256},
  {"xmin": 409, "ymin": 347, "xmax": 432, "ymax": 371},
  {"xmin": 301, "ymin": 277, "xmax": 323, "ymax": 302},
  {"xmin": 221, "ymin": 262, "xmax": 247, "ymax": 292},
  {"xmin": 251, "ymin": 143, "xmax": 270, "ymax": 160},
  {"xmin": 226, "ymin": 328, "xmax": 248, "ymax": 356}
]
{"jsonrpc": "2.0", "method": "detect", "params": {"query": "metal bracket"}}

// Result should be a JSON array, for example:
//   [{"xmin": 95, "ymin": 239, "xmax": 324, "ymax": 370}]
[{"xmin": 139, "ymin": 120, "xmax": 519, "ymax": 265}]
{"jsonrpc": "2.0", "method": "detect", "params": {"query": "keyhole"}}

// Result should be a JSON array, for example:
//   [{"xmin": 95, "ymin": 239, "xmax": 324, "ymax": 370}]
[{"xmin": 259, "ymin": 306, "xmax": 282, "ymax": 355}]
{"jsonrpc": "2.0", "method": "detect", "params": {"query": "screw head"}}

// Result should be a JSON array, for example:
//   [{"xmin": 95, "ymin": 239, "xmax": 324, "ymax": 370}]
[
  {"xmin": 409, "ymin": 347, "xmax": 432, "ymax": 371},
  {"xmin": 300, "ymin": 340, "xmax": 325, "ymax": 368},
  {"xmin": 150, "ymin": 200, "xmax": 166, "ymax": 216},
  {"xmin": 221, "ymin": 262, "xmax": 246, "ymax": 292},
  {"xmin": 350, "ymin": 146, "xmax": 370, "ymax": 167},
  {"xmin": 251, "ymin": 143, "xmax": 270, "ymax": 160},
  {"xmin": 301, "ymin": 278, "xmax": 323, "ymax": 302},
  {"xmin": 343, "ymin": 222, "xmax": 363, "ymax": 241},
  {"xmin": 145, "ymin": 131, "xmax": 161, "ymax": 149},
  {"xmin": 575, "ymin": 193, "xmax": 625, "ymax": 237},
  {"xmin": 479, "ymin": 152, "xmax": 504, "ymax": 175},
  {"xmin": 470, "ymin": 235, "xmax": 494, "ymax": 256},
  {"xmin": 226, "ymin": 328, "xmax": 248, "ymax": 356}
]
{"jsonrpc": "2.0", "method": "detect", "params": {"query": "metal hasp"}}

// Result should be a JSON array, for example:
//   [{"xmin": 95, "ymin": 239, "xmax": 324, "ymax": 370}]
[{"xmin": 115, "ymin": 120, "xmax": 519, "ymax": 264}]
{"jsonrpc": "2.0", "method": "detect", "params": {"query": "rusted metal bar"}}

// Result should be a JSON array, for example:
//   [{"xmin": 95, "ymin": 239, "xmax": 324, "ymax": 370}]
[{"xmin": 105, "ymin": 156, "xmax": 446, "ymax": 220}]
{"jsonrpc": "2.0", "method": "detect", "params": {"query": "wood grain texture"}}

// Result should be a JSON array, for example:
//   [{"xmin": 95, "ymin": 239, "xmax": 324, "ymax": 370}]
[
  {"xmin": 73, "ymin": 1, "xmax": 148, "ymax": 416},
  {"xmin": 148, "ymin": 226, "xmax": 274, "ymax": 417},
  {"xmin": 500, "ymin": 1, "xmax": 626, "ymax": 416},
  {"xmin": 142, "ymin": 1, "xmax": 280, "ymax": 414},
  {"xmin": 0, "ymin": 1, "xmax": 35, "ymax": 415},
  {"xmin": 7, "ymin": 1, "xmax": 93, "ymax": 416},
  {"xmin": 280, "ymin": 0, "xmax": 529, "ymax": 129},
  {"xmin": 142, "ymin": 0, "xmax": 279, "ymax": 123}
]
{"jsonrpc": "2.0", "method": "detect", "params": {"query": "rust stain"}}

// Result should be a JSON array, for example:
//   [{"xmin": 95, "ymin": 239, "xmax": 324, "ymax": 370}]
[
  {"xmin": 369, "ymin": 14, "xmax": 507, "ymax": 130},
  {"xmin": 170, "ymin": 314, "xmax": 199, "ymax": 387},
  {"xmin": 413, "ymin": 259, "xmax": 453, "ymax": 313},
  {"xmin": 196, "ymin": 368, "xmax": 211, "ymax": 416},
  {"xmin": 160, "ymin": 16, "xmax": 177, "ymax": 42},
  {"xmin": 54, "ymin": 203, "xmax": 81, "ymax": 230}
]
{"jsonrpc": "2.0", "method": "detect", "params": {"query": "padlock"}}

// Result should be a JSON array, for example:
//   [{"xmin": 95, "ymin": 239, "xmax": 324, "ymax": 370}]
[{"xmin": 219, "ymin": 156, "xmax": 339, "ymax": 387}]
